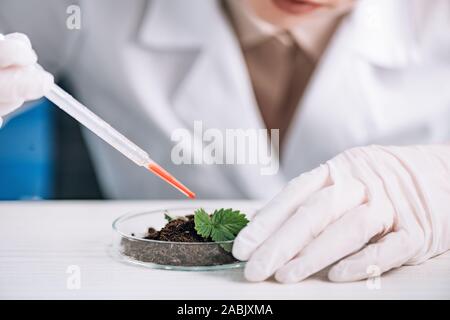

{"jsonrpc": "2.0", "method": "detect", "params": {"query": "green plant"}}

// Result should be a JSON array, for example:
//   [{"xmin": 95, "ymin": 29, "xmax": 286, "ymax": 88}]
[{"xmin": 194, "ymin": 208, "xmax": 249, "ymax": 244}]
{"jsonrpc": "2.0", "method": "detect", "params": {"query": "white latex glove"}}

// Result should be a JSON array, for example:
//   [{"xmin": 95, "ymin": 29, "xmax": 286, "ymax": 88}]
[
  {"xmin": 0, "ymin": 33, "xmax": 53, "ymax": 126},
  {"xmin": 233, "ymin": 145, "xmax": 450, "ymax": 283}
]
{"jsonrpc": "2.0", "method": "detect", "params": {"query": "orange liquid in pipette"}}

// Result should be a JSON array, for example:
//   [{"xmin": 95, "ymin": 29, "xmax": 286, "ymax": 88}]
[{"xmin": 147, "ymin": 163, "xmax": 196, "ymax": 199}]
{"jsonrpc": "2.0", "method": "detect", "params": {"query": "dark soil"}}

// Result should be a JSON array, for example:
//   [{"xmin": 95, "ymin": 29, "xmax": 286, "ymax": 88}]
[
  {"xmin": 121, "ymin": 214, "xmax": 237, "ymax": 267},
  {"xmin": 143, "ymin": 215, "xmax": 206, "ymax": 242}
]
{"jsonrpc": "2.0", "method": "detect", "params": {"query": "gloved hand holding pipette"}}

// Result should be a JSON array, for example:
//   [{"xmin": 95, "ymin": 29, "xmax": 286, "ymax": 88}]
[
  {"xmin": 0, "ymin": 33, "xmax": 53, "ymax": 127},
  {"xmin": 0, "ymin": 32, "xmax": 195, "ymax": 199}
]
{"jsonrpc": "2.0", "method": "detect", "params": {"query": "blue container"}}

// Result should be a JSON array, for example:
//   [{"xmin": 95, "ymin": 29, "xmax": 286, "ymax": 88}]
[{"xmin": 0, "ymin": 99, "xmax": 55, "ymax": 200}]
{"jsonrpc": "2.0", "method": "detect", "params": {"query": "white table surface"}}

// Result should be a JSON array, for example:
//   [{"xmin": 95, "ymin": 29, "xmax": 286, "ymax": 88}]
[{"xmin": 0, "ymin": 200, "xmax": 449, "ymax": 300}]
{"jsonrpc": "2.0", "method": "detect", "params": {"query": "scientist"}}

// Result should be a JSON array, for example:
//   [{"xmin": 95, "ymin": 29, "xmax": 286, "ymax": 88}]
[{"xmin": 0, "ymin": 0, "xmax": 449, "ymax": 283}]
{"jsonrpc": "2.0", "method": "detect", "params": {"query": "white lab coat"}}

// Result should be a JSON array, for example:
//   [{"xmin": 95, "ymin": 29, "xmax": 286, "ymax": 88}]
[{"xmin": 1, "ymin": 0, "xmax": 449, "ymax": 199}]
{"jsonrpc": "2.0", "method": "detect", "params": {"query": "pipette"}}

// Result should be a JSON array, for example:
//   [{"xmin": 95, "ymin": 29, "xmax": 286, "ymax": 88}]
[
  {"xmin": 45, "ymin": 83, "xmax": 196, "ymax": 199},
  {"xmin": 0, "ymin": 33, "xmax": 193, "ymax": 198}
]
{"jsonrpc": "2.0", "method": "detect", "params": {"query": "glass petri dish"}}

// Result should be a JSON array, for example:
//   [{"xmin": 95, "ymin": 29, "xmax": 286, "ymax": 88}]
[{"xmin": 112, "ymin": 207, "xmax": 248, "ymax": 271}]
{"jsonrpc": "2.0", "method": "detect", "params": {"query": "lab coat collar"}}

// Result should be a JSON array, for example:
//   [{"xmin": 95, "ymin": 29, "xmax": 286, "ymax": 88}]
[
  {"xmin": 136, "ymin": 0, "xmax": 287, "ymax": 199},
  {"xmin": 350, "ymin": 0, "xmax": 421, "ymax": 68},
  {"xmin": 140, "ymin": 0, "xmax": 421, "ymax": 68}
]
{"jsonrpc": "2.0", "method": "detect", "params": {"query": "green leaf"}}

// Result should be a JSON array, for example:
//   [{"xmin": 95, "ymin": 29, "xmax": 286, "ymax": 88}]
[
  {"xmin": 210, "ymin": 209, "xmax": 249, "ymax": 239},
  {"xmin": 194, "ymin": 208, "xmax": 213, "ymax": 239},
  {"xmin": 194, "ymin": 208, "xmax": 249, "ymax": 245}
]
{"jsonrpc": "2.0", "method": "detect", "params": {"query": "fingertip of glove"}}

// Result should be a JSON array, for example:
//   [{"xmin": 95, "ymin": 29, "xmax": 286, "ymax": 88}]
[
  {"xmin": 232, "ymin": 237, "xmax": 251, "ymax": 261},
  {"xmin": 274, "ymin": 271, "xmax": 296, "ymax": 284},
  {"xmin": 328, "ymin": 262, "xmax": 351, "ymax": 282},
  {"xmin": 5, "ymin": 33, "xmax": 32, "ymax": 48},
  {"xmin": 0, "ymin": 36, "xmax": 37, "ymax": 67},
  {"xmin": 232, "ymin": 228, "xmax": 256, "ymax": 261},
  {"xmin": 274, "ymin": 263, "xmax": 306, "ymax": 284},
  {"xmin": 244, "ymin": 259, "xmax": 270, "ymax": 282}
]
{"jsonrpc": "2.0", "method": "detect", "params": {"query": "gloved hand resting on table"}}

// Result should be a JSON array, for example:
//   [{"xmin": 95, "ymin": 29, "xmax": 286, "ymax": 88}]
[
  {"xmin": 233, "ymin": 145, "xmax": 450, "ymax": 283},
  {"xmin": 0, "ymin": 33, "xmax": 53, "ymax": 126}
]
